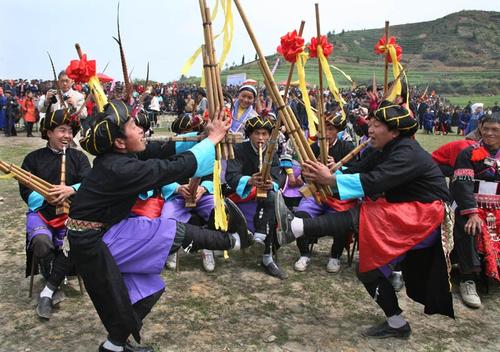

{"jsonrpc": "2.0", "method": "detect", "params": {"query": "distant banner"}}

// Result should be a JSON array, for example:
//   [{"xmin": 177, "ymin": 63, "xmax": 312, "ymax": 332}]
[{"xmin": 226, "ymin": 73, "xmax": 247, "ymax": 86}]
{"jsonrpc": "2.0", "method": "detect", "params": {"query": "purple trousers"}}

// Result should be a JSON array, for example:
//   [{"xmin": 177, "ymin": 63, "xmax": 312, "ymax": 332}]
[
  {"xmin": 161, "ymin": 194, "xmax": 214, "ymax": 224},
  {"xmin": 102, "ymin": 202, "xmax": 177, "ymax": 304},
  {"xmin": 26, "ymin": 211, "xmax": 66, "ymax": 249}
]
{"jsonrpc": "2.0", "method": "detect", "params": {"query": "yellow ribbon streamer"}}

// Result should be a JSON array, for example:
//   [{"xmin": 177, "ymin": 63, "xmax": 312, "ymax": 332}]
[
  {"xmin": 88, "ymin": 76, "xmax": 108, "ymax": 113},
  {"xmin": 218, "ymin": 0, "xmax": 233, "ymax": 68},
  {"xmin": 213, "ymin": 144, "xmax": 228, "ymax": 231},
  {"xmin": 0, "ymin": 173, "xmax": 15, "ymax": 180},
  {"xmin": 376, "ymin": 43, "xmax": 402, "ymax": 102},
  {"xmin": 330, "ymin": 65, "xmax": 354, "ymax": 86},
  {"xmin": 296, "ymin": 52, "xmax": 318, "ymax": 136},
  {"xmin": 317, "ymin": 46, "xmax": 346, "ymax": 121},
  {"xmin": 181, "ymin": 0, "xmax": 233, "ymax": 77}
]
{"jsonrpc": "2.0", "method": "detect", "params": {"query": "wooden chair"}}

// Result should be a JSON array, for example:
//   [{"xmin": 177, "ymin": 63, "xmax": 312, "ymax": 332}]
[{"xmin": 28, "ymin": 254, "xmax": 84, "ymax": 298}]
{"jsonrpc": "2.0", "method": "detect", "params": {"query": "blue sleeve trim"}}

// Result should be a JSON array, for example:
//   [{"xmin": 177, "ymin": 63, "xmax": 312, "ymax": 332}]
[
  {"xmin": 236, "ymin": 175, "xmax": 252, "ymax": 198},
  {"xmin": 280, "ymin": 160, "xmax": 293, "ymax": 168},
  {"xmin": 138, "ymin": 189, "xmax": 154, "ymax": 200},
  {"xmin": 175, "ymin": 132, "xmax": 199, "ymax": 153},
  {"xmin": 336, "ymin": 173, "xmax": 365, "ymax": 200},
  {"xmin": 28, "ymin": 191, "xmax": 44, "ymax": 211},
  {"xmin": 200, "ymin": 180, "xmax": 214, "ymax": 194},
  {"xmin": 191, "ymin": 138, "xmax": 216, "ymax": 178},
  {"xmin": 161, "ymin": 183, "xmax": 180, "ymax": 200},
  {"xmin": 272, "ymin": 181, "xmax": 279, "ymax": 192},
  {"xmin": 71, "ymin": 183, "xmax": 81, "ymax": 191}
]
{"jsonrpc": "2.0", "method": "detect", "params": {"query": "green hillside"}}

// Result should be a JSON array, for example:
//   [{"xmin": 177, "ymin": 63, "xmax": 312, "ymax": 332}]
[{"xmin": 216, "ymin": 10, "xmax": 500, "ymax": 96}]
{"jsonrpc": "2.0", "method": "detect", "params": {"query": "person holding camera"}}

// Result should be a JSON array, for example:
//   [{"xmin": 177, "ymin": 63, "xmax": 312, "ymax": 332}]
[{"xmin": 41, "ymin": 71, "xmax": 87, "ymax": 122}]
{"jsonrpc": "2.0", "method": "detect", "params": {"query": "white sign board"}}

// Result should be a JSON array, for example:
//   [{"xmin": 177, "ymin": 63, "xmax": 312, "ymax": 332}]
[{"xmin": 226, "ymin": 73, "xmax": 247, "ymax": 87}]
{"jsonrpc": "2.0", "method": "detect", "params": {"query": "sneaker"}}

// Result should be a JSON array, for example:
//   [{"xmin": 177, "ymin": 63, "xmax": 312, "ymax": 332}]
[
  {"xmin": 362, "ymin": 321, "xmax": 411, "ymax": 339},
  {"xmin": 275, "ymin": 191, "xmax": 296, "ymax": 246},
  {"xmin": 202, "ymin": 250, "xmax": 215, "ymax": 272},
  {"xmin": 36, "ymin": 296, "xmax": 53, "ymax": 319},
  {"xmin": 262, "ymin": 260, "xmax": 288, "ymax": 280},
  {"xmin": 459, "ymin": 280, "xmax": 481, "ymax": 308},
  {"xmin": 326, "ymin": 258, "xmax": 341, "ymax": 273},
  {"xmin": 225, "ymin": 198, "xmax": 253, "ymax": 249},
  {"xmin": 294, "ymin": 256, "xmax": 311, "ymax": 272},
  {"xmin": 390, "ymin": 271, "xmax": 405, "ymax": 292},
  {"xmin": 165, "ymin": 253, "xmax": 177, "ymax": 270}
]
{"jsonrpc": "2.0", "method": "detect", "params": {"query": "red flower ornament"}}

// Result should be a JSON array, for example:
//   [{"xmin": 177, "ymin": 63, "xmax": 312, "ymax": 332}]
[
  {"xmin": 374, "ymin": 36, "xmax": 402, "ymax": 63},
  {"xmin": 66, "ymin": 54, "xmax": 97, "ymax": 83},
  {"xmin": 277, "ymin": 30, "xmax": 305, "ymax": 63},
  {"xmin": 308, "ymin": 35, "xmax": 333, "ymax": 58}
]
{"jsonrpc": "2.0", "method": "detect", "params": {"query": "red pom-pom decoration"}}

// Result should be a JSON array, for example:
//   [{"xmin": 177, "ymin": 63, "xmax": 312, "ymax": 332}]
[
  {"xmin": 308, "ymin": 35, "xmax": 333, "ymax": 58},
  {"xmin": 66, "ymin": 54, "xmax": 96, "ymax": 83},
  {"xmin": 374, "ymin": 36, "xmax": 402, "ymax": 63},
  {"xmin": 277, "ymin": 30, "xmax": 305, "ymax": 63}
]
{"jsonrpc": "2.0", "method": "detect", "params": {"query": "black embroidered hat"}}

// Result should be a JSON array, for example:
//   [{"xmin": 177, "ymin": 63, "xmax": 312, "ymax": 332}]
[
  {"xmin": 40, "ymin": 109, "xmax": 80, "ymax": 140},
  {"xmin": 79, "ymin": 99, "xmax": 132, "ymax": 155},
  {"xmin": 373, "ymin": 100, "xmax": 418, "ymax": 136}
]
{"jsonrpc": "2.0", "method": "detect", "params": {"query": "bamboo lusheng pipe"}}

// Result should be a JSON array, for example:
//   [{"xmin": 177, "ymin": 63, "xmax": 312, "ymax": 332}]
[
  {"xmin": 330, "ymin": 138, "xmax": 371, "ymax": 172},
  {"xmin": 258, "ymin": 62, "xmax": 329, "ymax": 201},
  {"xmin": 0, "ymin": 161, "xmax": 52, "ymax": 190},
  {"xmin": 56, "ymin": 145, "xmax": 69, "ymax": 215},
  {"xmin": 315, "ymin": 3, "xmax": 329, "ymax": 166},
  {"xmin": 233, "ymin": 0, "xmax": 330, "ymax": 198},
  {"xmin": 199, "ymin": 0, "xmax": 234, "ymax": 161},
  {"xmin": 256, "ymin": 142, "xmax": 267, "ymax": 199},
  {"xmin": 384, "ymin": 21, "xmax": 390, "ymax": 95},
  {"xmin": 0, "ymin": 162, "xmax": 52, "ymax": 196},
  {"xmin": 0, "ymin": 161, "xmax": 70, "ymax": 208},
  {"xmin": 146, "ymin": 133, "xmax": 244, "ymax": 143},
  {"xmin": 258, "ymin": 21, "xmax": 306, "ymax": 199}
]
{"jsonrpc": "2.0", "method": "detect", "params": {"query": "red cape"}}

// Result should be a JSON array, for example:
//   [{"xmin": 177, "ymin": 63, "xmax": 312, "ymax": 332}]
[{"xmin": 358, "ymin": 198, "xmax": 444, "ymax": 272}]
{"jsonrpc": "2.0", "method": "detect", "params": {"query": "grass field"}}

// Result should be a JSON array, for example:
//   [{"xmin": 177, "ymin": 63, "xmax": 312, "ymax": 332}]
[
  {"xmin": 445, "ymin": 95, "xmax": 500, "ymax": 108},
  {"xmin": 0, "ymin": 131, "xmax": 499, "ymax": 352}
]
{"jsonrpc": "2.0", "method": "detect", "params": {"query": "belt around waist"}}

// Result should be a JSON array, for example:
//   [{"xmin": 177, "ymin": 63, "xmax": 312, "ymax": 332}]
[{"xmin": 65, "ymin": 217, "xmax": 106, "ymax": 232}]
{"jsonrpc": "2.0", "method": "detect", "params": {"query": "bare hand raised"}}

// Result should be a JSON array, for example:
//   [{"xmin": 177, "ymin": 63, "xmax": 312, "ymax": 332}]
[{"xmin": 206, "ymin": 109, "xmax": 230, "ymax": 145}]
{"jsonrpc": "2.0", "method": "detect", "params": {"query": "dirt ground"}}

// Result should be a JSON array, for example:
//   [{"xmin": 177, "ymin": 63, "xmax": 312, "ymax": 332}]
[{"xmin": 0, "ymin": 134, "xmax": 499, "ymax": 352}]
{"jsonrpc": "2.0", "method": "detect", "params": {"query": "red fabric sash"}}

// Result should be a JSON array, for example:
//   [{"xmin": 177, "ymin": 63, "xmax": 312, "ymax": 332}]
[
  {"xmin": 358, "ymin": 198, "xmax": 444, "ymax": 272},
  {"xmin": 130, "ymin": 197, "xmax": 165, "ymax": 219},
  {"xmin": 228, "ymin": 187, "xmax": 257, "ymax": 204},
  {"xmin": 38, "ymin": 212, "xmax": 68, "ymax": 230},
  {"xmin": 322, "ymin": 196, "xmax": 357, "ymax": 212}
]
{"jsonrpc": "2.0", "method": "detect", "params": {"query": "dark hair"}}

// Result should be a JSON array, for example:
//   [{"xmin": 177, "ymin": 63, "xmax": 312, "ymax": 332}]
[
  {"xmin": 58, "ymin": 70, "xmax": 68, "ymax": 80},
  {"xmin": 481, "ymin": 112, "xmax": 500, "ymax": 125}
]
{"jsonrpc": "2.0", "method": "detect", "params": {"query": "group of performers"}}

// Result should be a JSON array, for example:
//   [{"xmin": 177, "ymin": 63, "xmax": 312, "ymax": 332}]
[{"xmin": 9, "ymin": 51, "xmax": 499, "ymax": 352}]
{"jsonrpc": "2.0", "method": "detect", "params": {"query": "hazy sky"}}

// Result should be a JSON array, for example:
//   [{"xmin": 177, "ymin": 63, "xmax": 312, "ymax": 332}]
[{"xmin": 1, "ymin": 0, "xmax": 498, "ymax": 82}]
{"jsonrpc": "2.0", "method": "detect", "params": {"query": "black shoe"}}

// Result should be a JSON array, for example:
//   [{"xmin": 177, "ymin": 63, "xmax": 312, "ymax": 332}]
[
  {"xmin": 125, "ymin": 341, "xmax": 154, "ymax": 352},
  {"xmin": 262, "ymin": 260, "xmax": 288, "ymax": 280},
  {"xmin": 362, "ymin": 321, "xmax": 411, "ymax": 339},
  {"xmin": 275, "ymin": 191, "xmax": 296, "ymax": 246},
  {"xmin": 36, "ymin": 296, "xmax": 53, "ymax": 319},
  {"xmin": 52, "ymin": 290, "xmax": 66, "ymax": 306},
  {"xmin": 225, "ymin": 198, "xmax": 253, "ymax": 249}
]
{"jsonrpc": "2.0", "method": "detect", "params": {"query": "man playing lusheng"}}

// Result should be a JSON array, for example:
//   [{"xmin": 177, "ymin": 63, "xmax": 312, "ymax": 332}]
[
  {"xmin": 67, "ymin": 100, "xmax": 252, "ymax": 352},
  {"xmin": 20, "ymin": 109, "xmax": 90, "ymax": 319},
  {"xmin": 276, "ymin": 101, "xmax": 454, "ymax": 338}
]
